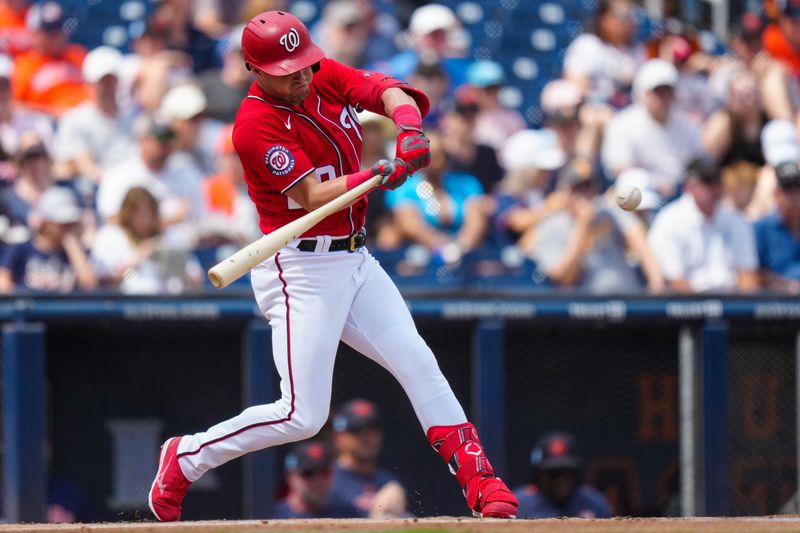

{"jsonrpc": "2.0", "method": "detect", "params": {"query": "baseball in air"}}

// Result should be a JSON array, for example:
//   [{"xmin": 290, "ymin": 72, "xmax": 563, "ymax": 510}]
[{"xmin": 615, "ymin": 184, "xmax": 642, "ymax": 211}]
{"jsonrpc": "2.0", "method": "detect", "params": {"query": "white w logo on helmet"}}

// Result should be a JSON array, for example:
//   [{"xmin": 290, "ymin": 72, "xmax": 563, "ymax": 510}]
[{"xmin": 279, "ymin": 28, "xmax": 301, "ymax": 52}]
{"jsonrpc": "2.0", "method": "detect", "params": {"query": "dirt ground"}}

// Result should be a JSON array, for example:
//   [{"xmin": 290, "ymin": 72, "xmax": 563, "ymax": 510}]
[{"xmin": 3, "ymin": 517, "xmax": 800, "ymax": 533}]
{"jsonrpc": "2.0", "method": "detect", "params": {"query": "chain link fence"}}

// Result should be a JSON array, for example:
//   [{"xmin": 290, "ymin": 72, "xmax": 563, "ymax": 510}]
[{"xmin": 727, "ymin": 322, "xmax": 799, "ymax": 516}]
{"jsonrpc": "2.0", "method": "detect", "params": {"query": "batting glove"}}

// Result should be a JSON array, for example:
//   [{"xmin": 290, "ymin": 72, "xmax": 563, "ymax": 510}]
[{"xmin": 392, "ymin": 104, "xmax": 431, "ymax": 175}]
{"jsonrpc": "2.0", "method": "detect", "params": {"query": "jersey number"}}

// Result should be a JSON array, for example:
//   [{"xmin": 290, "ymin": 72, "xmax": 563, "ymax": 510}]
[{"xmin": 287, "ymin": 165, "xmax": 337, "ymax": 210}]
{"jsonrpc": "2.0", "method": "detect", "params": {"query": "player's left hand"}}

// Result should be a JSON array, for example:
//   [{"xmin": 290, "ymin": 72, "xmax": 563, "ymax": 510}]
[
  {"xmin": 379, "ymin": 158, "xmax": 409, "ymax": 191},
  {"xmin": 394, "ymin": 128, "xmax": 431, "ymax": 175}
]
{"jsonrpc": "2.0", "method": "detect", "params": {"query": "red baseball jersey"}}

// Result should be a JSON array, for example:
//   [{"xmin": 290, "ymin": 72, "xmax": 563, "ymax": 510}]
[{"xmin": 232, "ymin": 58, "xmax": 428, "ymax": 237}]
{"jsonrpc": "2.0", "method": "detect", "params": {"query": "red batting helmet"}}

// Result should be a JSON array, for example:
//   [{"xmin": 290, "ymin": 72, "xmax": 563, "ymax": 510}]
[{"xmin": 241, "ymin": 11, "xmax": 325, "ymax": 76}]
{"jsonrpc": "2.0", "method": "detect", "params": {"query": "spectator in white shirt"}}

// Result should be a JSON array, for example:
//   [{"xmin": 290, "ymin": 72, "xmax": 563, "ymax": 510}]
[
  {"xmin": 648, "ymin": 159, "xmax": 758, "ymax": 293},
  {"xmin": 55, "ymin": 46, "xmax": 136, "ymax": 184},
  {"xmin": 602, "ymin": 59, "xmax": 705, "ymax": 200},
  {"xmin": 157, "ymin": 82, "xmax": 224, "ymax": 176},
  {"xmin": 96, "ymin": 116, "xmax": 205, "ymax": 247},
  {"xmin": 466, "ymin": 60, "xmax": 525, "ymax": 151},
  {"xmin": 563, "ymin": 0, "xmax": 646, "ymax": 108}
]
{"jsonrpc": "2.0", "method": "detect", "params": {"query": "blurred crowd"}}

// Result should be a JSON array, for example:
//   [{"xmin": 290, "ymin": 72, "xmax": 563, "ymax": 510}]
[{"xmin": 0, "ymin": 0, "xmax": 799, "ymax": 295}]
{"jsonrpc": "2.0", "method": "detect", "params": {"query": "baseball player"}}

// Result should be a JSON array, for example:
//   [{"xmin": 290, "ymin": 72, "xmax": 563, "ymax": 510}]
[{"xmin": 148, "ymin": 10, "xmax": 518, "ymax": 521}]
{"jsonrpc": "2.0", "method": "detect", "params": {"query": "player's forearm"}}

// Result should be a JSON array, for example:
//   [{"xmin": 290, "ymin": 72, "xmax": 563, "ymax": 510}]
[{"xmin": 381, "ymin": 87, "xmax": 421, "ymax": 118}]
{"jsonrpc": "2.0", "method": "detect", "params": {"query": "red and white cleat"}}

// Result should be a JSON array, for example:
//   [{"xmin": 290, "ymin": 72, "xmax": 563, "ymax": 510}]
[
  {"xmin": 470, "ymin": 475, "xmax": 518, "ymax": 518},
  {"xmin": 148, "ymin": 437, "xmax": 191, "ymax": 522}
]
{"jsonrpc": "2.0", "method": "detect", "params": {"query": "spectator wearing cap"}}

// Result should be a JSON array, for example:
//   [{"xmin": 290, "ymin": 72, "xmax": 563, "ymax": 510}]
[
  {"xmin": 0, "ymin": 186, "xmax": 95, "ymax": 293},
  {"xmin": 197, "ymin": 25, "xmax": 251, "ymax": 123},
  {"xmin": 329, "ymin": 399, "xmax": 407, "ymax": 518},
  {"xmin": 513, "ymin": 431, "xmax": 613, "ymax": 519},
  {"xmin": 375, "ymin": 3, "xmax": 470, "ymax": 88},
  {"xmin": 384, "ymin": 131, "xmax": 488, "ymax": 263},
  {"xmin": 313, "ymin": 0, "xmax": 373, "ymax": 68},
  {"xmin": 491, "ymin": 129, "xmax": 565, "ymax": 249},
  {"xmin": 54, "ymin": 46, "xmax": 136, "ymax": 185},
  {"xmin": 648, "ymin": 159, "xmax": 758, "ymax": 293},
  {"xmin": 273, "ymin": 440, "xmax": 363, "ymax": 519},
  {"xmin": 201, "ymin": 124, "xmax": 260, "ymax": 245},
  {"xmin": 541, "ymin": 78, "xmax": 611, "ymax": 164},
  {"xmin": 12, "ymin": 1, "xmax": 90, "ymax": 116},
  {"xmin": 0, "ymin": 0, "xmax": 33, "ymax": 56},
  {"xmin": 408, "ymin": 58, "xmax": 450, "ymax": 129},
  {"xmin": 312, "ymin": 0, "xmax": 397, "ymax": 70},
  {"xmin": 158, "ymin": 82, "xmax": 224, "ymax": 176},
  {"xmin": 747, "ymin": 119, "xmax": 800, "ymax": 221},
  {"xmin": 0, "ymin": 131, "xmax": 53, "ymax": 229},
  {"xmin": 528, "ymin": 158, "xmax": 663, "ymax": 294},
  {"xmin": 755, "ymin": 161, "xmax": 800, "ymax": 294},
  {"xmin": 440, "ymin": 103, "xmax": 504, "ymax": 193},
  {"xmin": 702, "ymin": 69, "xmax": 767, "ymax": 168},
  {"xmin": 602, "ymin": 59, "xmax": 705, "ymax": 200},
  {"xmin": 96, "ymin": 116, "xmax": 205, "ymax": 244},
  {"xmin": 0, "ymin": 53, "xmax": 54, "ymax": 163},
  {"xmin": 563, "ymin": 0, "xmax": 646, "ymax": 109},
  {"xmin": 465, "ymin": 60, "xmax": 525, "ymax": 151}
]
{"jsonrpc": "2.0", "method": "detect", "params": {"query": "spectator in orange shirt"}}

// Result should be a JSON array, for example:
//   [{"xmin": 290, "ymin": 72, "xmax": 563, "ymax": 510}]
[
  {"xmin": 12, "ymin": 2, "xmax": 89, "ymax": 116},
  {"xmin": 763, "ymin": 0, "xmax": 800, "ymax": 77},
  {"xmin": 0, "ymin": 0, "xmax": 32, "ymax": 56},
  {"xmin": 201, "ymin": 124, "xmax": 259, "ymax": 244}
]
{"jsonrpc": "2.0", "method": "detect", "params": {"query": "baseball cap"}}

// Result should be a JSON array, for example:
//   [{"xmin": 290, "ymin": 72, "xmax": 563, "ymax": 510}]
[
  {"xmin": 36, "ymin": 187, "xmax": 82, "ymax": 224},
  {"xmin": 133, "ymin": 115, "xmax": 175, "ymax": 142},
  {"xmin": 324, "ymin": 0, "xmax": 365, "ymax": 27},
  {"xmin": 409, "ymin": 3, "xmax": 458, "ymax": 36},
  {"xmin": 541, "ymin": 79, "xmax": 583, "ymax": 121},
  {"xmin": 467, "ymin": 60, "xmax": 505, "ymax": 88},
  {"xmin": 684, "ymin": 158, "xmax": 721, "ymax": 184},
  {"xmin": 530, "ymin": 432, "xmax": 582, "ymax": 471},
  {"xmin": 0, "ymin": 54, "xmax": 13, "ymax": 79},
  {"xmin": 557, "ymin": 157, "xmax": 596, "ymax": 190},
  {"xmin": 616, "ymin": 168, "xmax": 661, "ymax": 210},
  {"xmin": 633, "ymin": 59, "xmax": 679, "ymax": 96},
  {"xmin": 762, "ymin": 119, "xmax": 800, "ymax": 166},
  {"xmin": 26, "ymin": 1, "xmax": 65, "ymax": 32},
  {"xmin": 83, "ymin": 46, "xmax": 123, "ymax": 83},
  {"xmin": 500, "ymin": 129, "xmax": 565, "ymax": 172},
  {"xmin": 331, "ymin": 399, "xmax": 382, "ymax": 432},
  {"xmin": 284, "ymin": 440, "xmax": 333, "ymax": 473},
  {"xmin": 776, "ymin": 161, "xmax": 800, "ymax": 189},
  {"xmin": 158, "ymin": 84, "xmax": 207, "ymax": 121}
]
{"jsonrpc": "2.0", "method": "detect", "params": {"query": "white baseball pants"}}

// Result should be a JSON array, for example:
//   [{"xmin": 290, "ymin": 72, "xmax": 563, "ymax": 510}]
[{"xmin": 176, "ymin": 246, "xmax": 466, "ymax": 481}]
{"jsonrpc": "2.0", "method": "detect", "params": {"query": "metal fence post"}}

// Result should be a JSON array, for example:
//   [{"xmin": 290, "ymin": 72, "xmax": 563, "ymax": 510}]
[
  {"xmin": 3, "ymin": 322, "xmax": 46, "ymax": 522},
  {"xmin": 472, "ymin": 320, "xmax": 506, "ymax": 476},
  {"xmin": 701, "ymin": 320, "xmax": 729, "ymax": 516},
  {"xmin": 241, "ymin": 319, "xmax": 275, "ymax": 519},
  {"xmin": 679, "ymin": 326, "xmax": 697, "ymax": 516}
]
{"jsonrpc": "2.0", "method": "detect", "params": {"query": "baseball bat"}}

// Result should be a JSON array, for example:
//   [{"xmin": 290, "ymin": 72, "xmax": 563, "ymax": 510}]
[{"xmin": 208, "ymin": 170, "xmax": 388, "ymax": 289}]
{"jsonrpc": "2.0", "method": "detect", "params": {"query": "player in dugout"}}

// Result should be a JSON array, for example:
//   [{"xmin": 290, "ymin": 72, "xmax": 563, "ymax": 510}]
[{"xmin": 148, "ymin": 10, "xmax": 518, "ymax": 521}]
